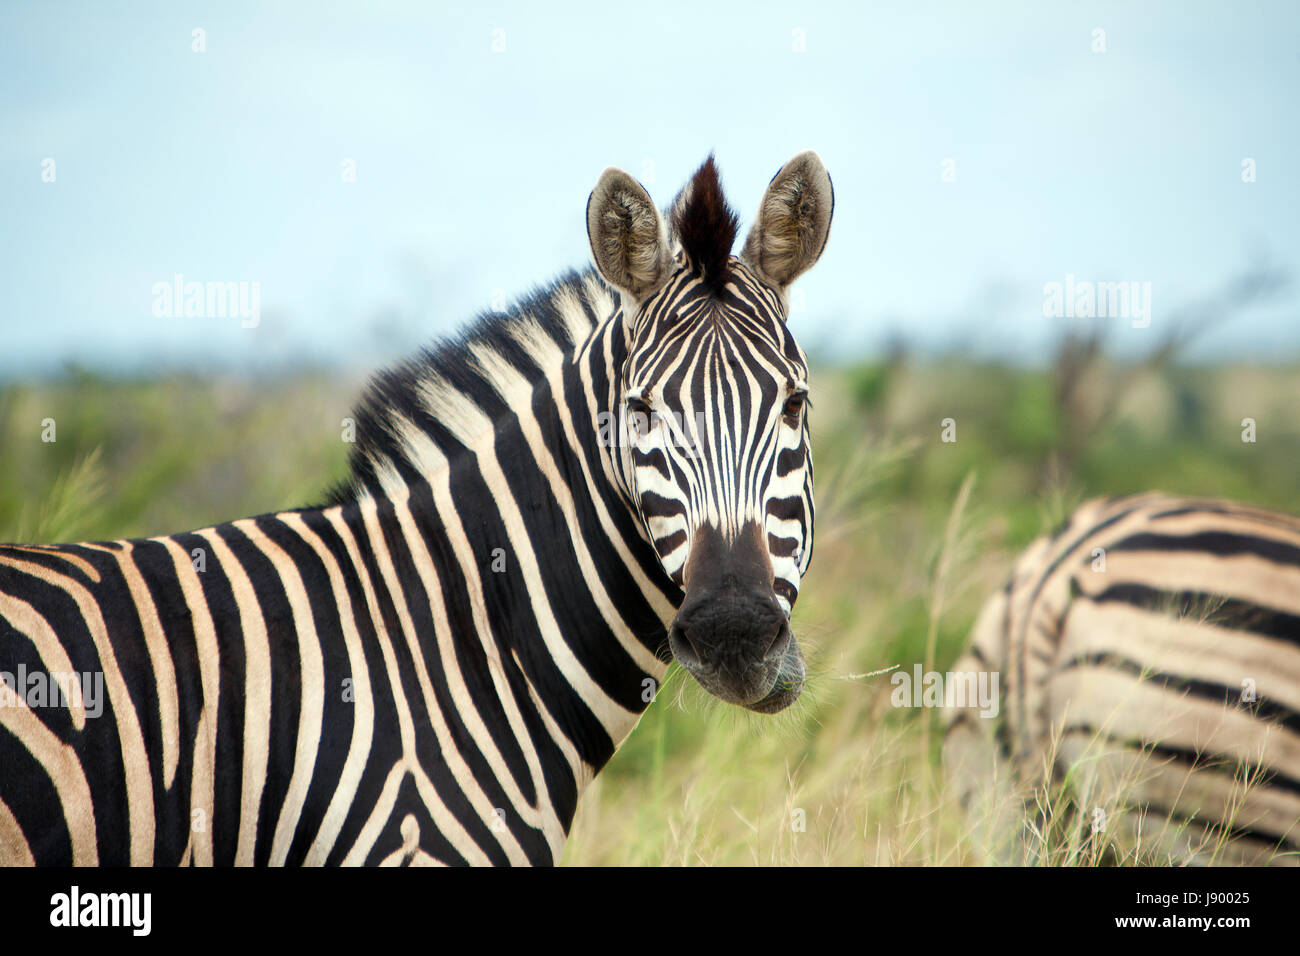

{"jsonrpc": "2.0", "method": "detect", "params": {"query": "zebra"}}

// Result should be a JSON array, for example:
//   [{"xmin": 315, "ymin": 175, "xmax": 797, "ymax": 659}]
[
  {"xmin": 942, "ymin": 492, "xmax": 1300, "ymax": 866},
  {"xmin": 0, "ymin": 152, "xmax": 834, "ymax": 866}
]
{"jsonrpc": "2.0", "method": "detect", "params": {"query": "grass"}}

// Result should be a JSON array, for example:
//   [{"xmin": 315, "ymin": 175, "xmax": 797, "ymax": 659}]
[{"xmin": 2, "ymin": 358, "xmax": 1297, "ymax": 865}]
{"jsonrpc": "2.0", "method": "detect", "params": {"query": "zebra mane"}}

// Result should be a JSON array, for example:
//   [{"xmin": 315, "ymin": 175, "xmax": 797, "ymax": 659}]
[
  {"xmin": 670, "ymin": 155, "xmax": 740, "ymax": 294},
  {"xmin": 325, "ymin": 156, "xmax": 740, "ymax": 505},
  {"xmin": 324, "ymin": 268, "xmax": 614, "ymax": 505}
]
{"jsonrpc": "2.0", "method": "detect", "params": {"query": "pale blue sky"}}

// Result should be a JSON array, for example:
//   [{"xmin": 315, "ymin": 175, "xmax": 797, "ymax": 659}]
[{"xmin": 2, "ymin": 0, "xmax": 1297, "ymax": 377}]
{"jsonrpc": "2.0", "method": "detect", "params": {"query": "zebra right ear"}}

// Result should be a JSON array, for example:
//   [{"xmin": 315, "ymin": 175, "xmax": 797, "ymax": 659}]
[
  {"xmin": 740, "ymin": 151, "xmax": 834, "ymax": 291},
  {"xmin": 587, "ymin": 168, "xmax": 673, "ymax": 299}
]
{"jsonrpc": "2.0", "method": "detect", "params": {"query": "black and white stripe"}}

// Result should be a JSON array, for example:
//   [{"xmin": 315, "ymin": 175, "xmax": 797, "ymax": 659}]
[
  {"xmin": 0, "ymin": 152, "xmax": 834, "ymax": 865},
  {"xmin": 943, "ymin": 493, "xmax": 1300, "ymax": 865}
]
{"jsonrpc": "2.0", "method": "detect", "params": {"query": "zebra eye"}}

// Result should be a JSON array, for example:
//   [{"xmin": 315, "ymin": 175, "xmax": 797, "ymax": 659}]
[
  {"xmin": 626, "ymin": 397, "xmax": 653, "ymax": 438},
  {"xmin": 782, "ymin": 392, "xmax": 807, "ymax": 422}
]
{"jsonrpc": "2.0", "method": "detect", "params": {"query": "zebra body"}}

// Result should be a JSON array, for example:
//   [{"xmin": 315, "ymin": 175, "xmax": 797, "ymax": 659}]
[
  {"xmin": 0, "ymin": 153, "xmax": 834, "ymax": 865},
  {"xmin": 943, "ymin": 492, "xmax": 1300, "ymax": 865}
]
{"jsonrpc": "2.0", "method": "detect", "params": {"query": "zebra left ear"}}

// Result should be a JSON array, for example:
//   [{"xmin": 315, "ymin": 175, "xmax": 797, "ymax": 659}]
[
  {"xmin": 740, "ymin": 151, "xmax": 834, "ymax": 292},
  {"xmin": 586, "ymin": 167, "xmax": 673, "ymax": 300}
]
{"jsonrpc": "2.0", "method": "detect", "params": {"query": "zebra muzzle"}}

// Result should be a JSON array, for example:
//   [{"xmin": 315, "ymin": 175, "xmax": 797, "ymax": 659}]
[{"xmin": 668, "ymin": 523, "xmax": 805, "ymax": 713}]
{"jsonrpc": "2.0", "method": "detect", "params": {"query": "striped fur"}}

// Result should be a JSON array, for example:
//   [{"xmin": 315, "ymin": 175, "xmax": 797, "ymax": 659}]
[
  {"xmin": 0, "ymin": 153, "xmax": 833, "ymax": 865},
  {"xmin": 943, "ymin": 493, "xmax": 1300, "ymax": 865}
]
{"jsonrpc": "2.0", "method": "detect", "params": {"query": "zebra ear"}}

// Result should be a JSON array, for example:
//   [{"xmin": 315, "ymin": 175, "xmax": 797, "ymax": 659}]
[
  {"xmin": 587, "ymin": 167, "xmax": 673, "ymax": 299},
  {"xmin": 740, "ymin": 151, "xmax": 834, "ymax": 291}
]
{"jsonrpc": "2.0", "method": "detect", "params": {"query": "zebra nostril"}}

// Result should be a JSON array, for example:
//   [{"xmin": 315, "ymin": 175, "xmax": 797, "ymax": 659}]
[
  {"xmin": 764, "ymin": 621, "xmax": 791, "ymax": 660},
  {"xmin": 668, "ymin": 625, "xmax": 703, "ymax": 667}
]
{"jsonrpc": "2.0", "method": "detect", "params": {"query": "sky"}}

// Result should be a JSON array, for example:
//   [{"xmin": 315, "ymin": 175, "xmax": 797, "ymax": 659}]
[{"xmin": 2, "ymin": 0, "xmax": 1298, "ymax": 378}]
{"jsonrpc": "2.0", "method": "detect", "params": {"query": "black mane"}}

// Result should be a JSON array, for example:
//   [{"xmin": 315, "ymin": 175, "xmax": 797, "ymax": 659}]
[
  {"xmin": 323, "ymin": 155, "xmax": 742, "ymax": 507},
  {"xmin": 323, "ymin": 269, "xmax": 599, "ymax": 505},
  {"xmin": 671, "ymin": 155, "xmax": 740, "ymax": 294}
]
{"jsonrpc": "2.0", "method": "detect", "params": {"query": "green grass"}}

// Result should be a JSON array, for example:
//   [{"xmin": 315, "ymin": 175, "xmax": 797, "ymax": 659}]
[{"xmin": 3, "ymin": 359, "xmax": 1297, "ymax": 865}]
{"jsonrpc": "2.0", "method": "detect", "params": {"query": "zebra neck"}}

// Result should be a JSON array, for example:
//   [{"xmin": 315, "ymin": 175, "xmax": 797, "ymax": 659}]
[{"xmin": 330, "ymin": 272, "xmax": 681, "ymax": 835}]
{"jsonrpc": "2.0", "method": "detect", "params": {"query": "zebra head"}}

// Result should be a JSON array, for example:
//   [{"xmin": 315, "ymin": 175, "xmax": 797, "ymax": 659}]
[{"xmin": 587, "ymin": 152, "xmax": 833, "ymax": 714}]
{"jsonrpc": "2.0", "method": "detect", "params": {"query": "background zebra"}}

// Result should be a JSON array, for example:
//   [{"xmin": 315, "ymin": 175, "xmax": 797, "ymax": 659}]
[
  {"xmin": 0, "ymin": 152, "xmax": 834, "ymax": 866},
  {"xmin": 942, "ymin": 492, "xmax": 1300, "ymax": 865}
]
